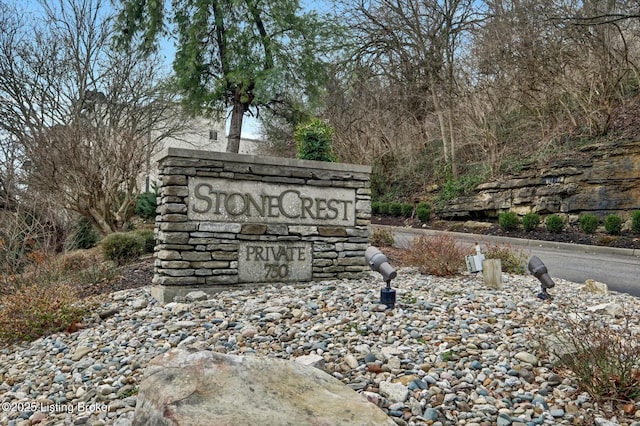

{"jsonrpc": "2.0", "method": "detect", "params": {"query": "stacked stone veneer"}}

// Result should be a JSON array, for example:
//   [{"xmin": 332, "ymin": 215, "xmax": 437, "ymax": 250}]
[{"xmin": 152, "ymin": 148, "xmax": 372, "ymax": 303}]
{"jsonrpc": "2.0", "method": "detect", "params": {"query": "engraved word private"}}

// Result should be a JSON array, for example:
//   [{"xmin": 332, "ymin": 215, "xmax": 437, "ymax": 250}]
[{"xmin": 188, "ymin": 177, "xmax": 356, "ymax": 226}]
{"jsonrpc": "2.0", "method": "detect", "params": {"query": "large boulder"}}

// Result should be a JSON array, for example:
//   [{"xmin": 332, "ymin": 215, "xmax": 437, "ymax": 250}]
[{"xmin": 132, "ymin": 348, "xmax": 396, "ymax": 426}]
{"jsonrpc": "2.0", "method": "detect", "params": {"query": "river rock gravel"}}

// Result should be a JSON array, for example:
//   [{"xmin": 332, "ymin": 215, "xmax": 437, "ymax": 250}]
[{"xmin": 1, "ymin": 268, "xmax": 639, "ymax": 426}]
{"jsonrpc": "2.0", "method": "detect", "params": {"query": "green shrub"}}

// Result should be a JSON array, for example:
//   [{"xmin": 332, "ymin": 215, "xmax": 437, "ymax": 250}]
[
  {"xmin": 66, "ymin": 216, "xmax": 100, "ymax": 251},
  {"xmin": 439, "ymin": 171, "xmax": 487, "ymax": 203},
  {"xmin": 603, "ymin": 214, "xmax": 622, "ymax": 235},
  {"xmin": 135, "ymin": 191, "xmax": 158, "ymax": 220},
  {"xmin": 134, "ymin": 229, "xmax": 156, "ymax": 253},
  {"xmin": 545, "ymin": 215, "xmax": 564, "ymax": 233},
  {"xmin": 389, "ymin": 202, "xmax": 403, "ymax": 217},
  {"xmin": 294, "ymin": 118, "xmax": 336, "ymax": 162},
  {"xmin": 632, "ymin": 210, "xmax": 640, "ymax": 234},
  {"xmin": 578, "ymin": 214, "xmax": 599, "ymax": 234},
  {"xmin": 371, "ymin": 201, "xmax": 382, "ymax": 215},
  {"xmin": 101, "ymin": 232, "xmax": 145, "ymax": 265},
  {"xmin": 406, "ymin": 234, "xmax": 467, "ymax": 276},
  {"xmin": 483, "ymin": 242, "xmax": 527, "ymax": 274},
  {"xmin": 378, "ymin": 202, "xmax": 390, "ymax": 215},
  {"xmin": 498, "ymin": 211, "xmax": 519, "ymax": 231},
  {"xmin": 401, "ymin": 203, "xmax": 413, "ymax": 218},
  {"xmin": 416, "ymin": 202, "xmax": 431, "ymax": 222},
  {"xmin": 370, "ymin": 228, "xmax": 395, "ymax": 247},
  {"xmin": 522, "ymin": 213, "xmax": 540, "ymax": 232}
]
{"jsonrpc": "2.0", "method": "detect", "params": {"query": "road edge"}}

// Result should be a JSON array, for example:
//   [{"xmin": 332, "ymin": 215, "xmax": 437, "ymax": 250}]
[{"xmin": 370, "ymin": 224, "xmax": 640, "ymax": 258}]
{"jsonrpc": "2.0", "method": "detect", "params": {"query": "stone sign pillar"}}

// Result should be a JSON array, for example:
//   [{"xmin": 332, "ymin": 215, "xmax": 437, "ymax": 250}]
[{"xmin": 151, "ymin": 148, "xmax": 372, "ymax": 303}]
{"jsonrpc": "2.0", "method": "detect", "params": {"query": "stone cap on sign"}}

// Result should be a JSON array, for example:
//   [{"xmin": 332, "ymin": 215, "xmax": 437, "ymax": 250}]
[{"xmin": 157, "ymin": 147, "xmax": 372, "ymax": 174}]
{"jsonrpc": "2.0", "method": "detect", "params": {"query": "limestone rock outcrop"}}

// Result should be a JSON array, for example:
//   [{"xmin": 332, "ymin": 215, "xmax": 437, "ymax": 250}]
[
  {"xmin": 439, "ymin": 140, "xmax": 640, "ymax": 220},
  {"xmin": 132, "ymin": 348, "xmax": 396, "ymax": 426}
]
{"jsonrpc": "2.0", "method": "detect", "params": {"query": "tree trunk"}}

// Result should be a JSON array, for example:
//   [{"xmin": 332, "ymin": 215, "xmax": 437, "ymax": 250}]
[
  {"xmin": 430, "ymin": 82, "xmax": 449, "ymax": 164},
  {"xmin": 88, "ymin": 207, "xmax": 114, "ymax": 235},
  {"xmin": 448, "ymin": 108, "xmax": 458, "ymax": 179},
  {"xmin": 227, "ymin": 99, "xmax": 244, "ymax": 153}
]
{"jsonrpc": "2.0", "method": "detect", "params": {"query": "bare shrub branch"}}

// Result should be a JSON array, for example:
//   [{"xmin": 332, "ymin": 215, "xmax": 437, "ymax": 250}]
[
  {"xmin": 406, "ymin": 234, "xmax": 470, "ymax": 276},
  {"xmin": 541, "ymin": 305, "xmax": 640, "ymax": 403}
]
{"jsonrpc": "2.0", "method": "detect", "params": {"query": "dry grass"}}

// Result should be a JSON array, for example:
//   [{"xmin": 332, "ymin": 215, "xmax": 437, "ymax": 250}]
[
  {"xmin": 0, "ymin": 246, "xmax": 124, "ymax": 342},
  {"xmin": 370, "ymin": 228, "xmax": 395, "ymax": 247},
  {"xmin": 55, "ymin": 247, "xmax": 104, "ymax": 273},
  {"xmin": 404, "ymin": 234, "xmax": 470, "ymax": 276},
  {"xmin": 0, "ymin": 254, "xmax": 87, "ymax": 342},
  {"xmin": 596, "ymin": 235, "xmax": 618, "ymax": 246},
  {"xmin": 482, "ymin": 241, "xmax": 528, "ymax": 274}
]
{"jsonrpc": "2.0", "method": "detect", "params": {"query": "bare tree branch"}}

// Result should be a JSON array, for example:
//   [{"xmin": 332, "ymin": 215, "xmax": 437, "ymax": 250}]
[{"xmin": 0, "ymin": 0, "xmax": 190, "ymax": 234}]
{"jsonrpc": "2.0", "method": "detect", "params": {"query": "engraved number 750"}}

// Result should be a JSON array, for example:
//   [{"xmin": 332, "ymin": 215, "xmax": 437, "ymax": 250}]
[{"xmin": 265, "ymin": 263, "xmax": 288, "ymax": 279}]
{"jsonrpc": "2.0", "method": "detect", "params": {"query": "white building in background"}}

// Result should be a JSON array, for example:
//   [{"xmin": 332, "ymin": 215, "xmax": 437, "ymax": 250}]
[{"xmin": 142, "ymin": 116, "xmax": 266, "ymax": 192}]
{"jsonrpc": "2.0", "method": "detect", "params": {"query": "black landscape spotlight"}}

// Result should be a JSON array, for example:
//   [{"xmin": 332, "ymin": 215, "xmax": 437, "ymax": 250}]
[
  {"xmin": 527, "ymin": 256, "xmax": 555, "ymax": 300},
  {"xmin": 365, "ymin": 246, "xmax": 398, "ymax": 309}
]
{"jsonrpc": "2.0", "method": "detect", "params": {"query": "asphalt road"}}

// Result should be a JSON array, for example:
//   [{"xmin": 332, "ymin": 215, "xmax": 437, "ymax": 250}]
[{"xmin": 372, "ymin": 225, "xmax": 640, "ymax": 298}]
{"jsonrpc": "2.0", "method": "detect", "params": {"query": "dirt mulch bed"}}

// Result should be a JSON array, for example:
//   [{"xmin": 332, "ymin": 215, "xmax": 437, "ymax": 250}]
[{"xmin": 75, "ymin": 256, "xmax": 155, "ymax": 300}]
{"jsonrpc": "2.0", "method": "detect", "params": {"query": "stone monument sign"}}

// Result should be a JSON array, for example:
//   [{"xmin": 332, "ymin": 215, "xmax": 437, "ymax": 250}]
[{"xmin": 152, "ymin": 148, "xmax": 372, "ymax": 303}]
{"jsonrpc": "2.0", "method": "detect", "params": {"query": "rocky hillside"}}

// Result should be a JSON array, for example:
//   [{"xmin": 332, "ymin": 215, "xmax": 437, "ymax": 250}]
[{"xmin": 439, "ymin": 140, "xmax": 640, "ymax": 222}]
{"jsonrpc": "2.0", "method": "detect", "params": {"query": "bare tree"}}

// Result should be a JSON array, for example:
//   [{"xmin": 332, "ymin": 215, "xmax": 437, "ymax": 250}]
[
  {"xmin": 325, "ymin": 0, "xmax": 640, "ymax": 201},
  {"xmin": 325, "ymin": 64, "xmax": 442, "ymax": 199},
  {"xmin": 0, "ymin": 0, "xmax": 188, "ymax": 234},
  {"xmin": 470, "ymin": 0, "xmax": 640, "ymax": 156},
  {"xmin": 557, "ymin": 0, "xmax": 640, "ymax": 135},
  {"xmin": 458, "ymin": 0, "xmax": 562, "ymax": 172},
  {"xmin": 333, "ymin": 0, "xmax": 480, "ymax": 179},
  {"xmin": 0, "ymin": 132, "xmax": 24, "ymax": 210}
]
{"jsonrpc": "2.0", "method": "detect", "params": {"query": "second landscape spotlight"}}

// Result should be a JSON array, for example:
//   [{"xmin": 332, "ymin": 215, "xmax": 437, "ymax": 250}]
[
  {"xmin": 527, "ymin": 256, "xmax": 555, "ymax": 300},
  {"xmin": 365, "ymin": 246, "xmax": 397, "ymax": 309}
]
